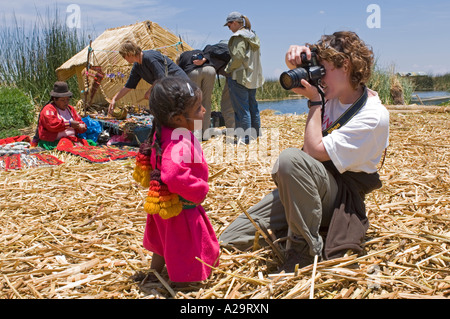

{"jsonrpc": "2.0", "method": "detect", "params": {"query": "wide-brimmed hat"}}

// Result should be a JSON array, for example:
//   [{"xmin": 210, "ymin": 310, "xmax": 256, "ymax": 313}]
[
  {"xmin": 224, "ymin": 11, "xmax": 243, "ymax": 26},
  {"xmin": 50, "ymin": 81, "xmax": 73, "ymax": 98}
]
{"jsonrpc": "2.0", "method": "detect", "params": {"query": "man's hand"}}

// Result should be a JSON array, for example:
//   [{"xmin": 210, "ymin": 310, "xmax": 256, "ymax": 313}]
[
  {"xmin": 285, "ymin": 45, "xmax": 311, "ymax": 69},
  {"xmin": 108, "ymin": 99, "xmax": 116, "ymax": 115},
  {"xmin": 193, "ymin": 58, "xmax": 207, "ymax": 66},
  {"xmin": 285, "ymin": 45, "xmax": 321, "ymax": 101}
]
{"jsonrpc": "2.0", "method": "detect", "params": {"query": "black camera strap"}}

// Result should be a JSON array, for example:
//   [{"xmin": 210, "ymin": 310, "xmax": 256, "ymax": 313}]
[
  {"xmin": 316, "ymin": 85, "xmax": 326, "ymax": 124},
  {"xmin": 322, "ymin": 86, "xmax": 368, "ymax": 137}
]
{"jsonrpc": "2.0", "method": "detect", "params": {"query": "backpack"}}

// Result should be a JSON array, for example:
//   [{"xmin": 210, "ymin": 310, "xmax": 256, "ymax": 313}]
[
  {"xmin": 203, "ymin": 43, "xmax": 231, "ymax": 86},
  {"xmin": 203, "ymin": 43, "xmax": 230, "ymax": 73}
]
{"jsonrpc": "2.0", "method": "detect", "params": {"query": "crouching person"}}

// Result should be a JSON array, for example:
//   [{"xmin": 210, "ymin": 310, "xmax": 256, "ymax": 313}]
[{"xmin": 220, "ymin": 31, "xmax": 389, "ymax": 271}]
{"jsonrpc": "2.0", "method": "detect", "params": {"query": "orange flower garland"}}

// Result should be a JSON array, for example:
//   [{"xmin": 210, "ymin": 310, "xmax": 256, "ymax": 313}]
[
  {"xmin": 132, "ymin": 152, "xmax": 152, "ymax": 188},
  {"xmin": 133, "ymin": 142, "xmax": 198, "ymax": 219},
  {"xmin": 143, "ymin": 169, "xmax": 183, "ymax": 219}
]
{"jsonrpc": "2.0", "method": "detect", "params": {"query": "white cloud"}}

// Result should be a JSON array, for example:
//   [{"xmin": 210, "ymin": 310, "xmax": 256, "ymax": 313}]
[{"xmin": 1, "ymin": 1, "xmax": 185, "ymax": 33}]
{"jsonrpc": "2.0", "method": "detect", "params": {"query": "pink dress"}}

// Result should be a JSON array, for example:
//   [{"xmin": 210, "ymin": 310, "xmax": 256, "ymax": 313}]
[{"xmin": 143, "ymin": 125, "xmax": 220, "ymax": 282}]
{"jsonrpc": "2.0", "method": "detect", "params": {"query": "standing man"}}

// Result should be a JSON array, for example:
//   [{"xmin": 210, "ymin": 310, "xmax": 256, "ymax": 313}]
[
  {"xmin": 177, "ymin": 49, "xmax": 217, "ymax": 135},
  {"xmin": 203, "ymin": 41, "xmax": 235, "ymax": 129}
]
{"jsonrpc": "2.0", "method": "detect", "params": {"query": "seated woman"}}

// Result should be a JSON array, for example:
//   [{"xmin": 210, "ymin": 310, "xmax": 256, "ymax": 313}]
[{"xmin": 35, "ymin": 81, "xmax": 91, "ymax": 150}]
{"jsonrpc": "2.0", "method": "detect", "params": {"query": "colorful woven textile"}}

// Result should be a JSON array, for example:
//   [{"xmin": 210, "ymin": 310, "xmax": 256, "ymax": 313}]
[
  {"xmin": 94, "ymin": 115, "xmax": 153, "ymax": 144},
  {"xmin": 0, "ymin": 135, "xmax": 30, "ymax": 146},
  {"xmin": 58, "ymin": 143, "xmax": 137, "ymax": 163},
  {"xmin": 54, "ymin": 135, "xmax": 136, "ymax": 163},
  {"xmin": 40, "ymin": 136, "xmax": 94, "ymax": 151},
  {"xmin": 0, "ymin": 153, "xmax": 64, "ymax": 171},
  {"xmin": 0, "ymin": 136, "xmax": 64, "ymax": 170},
  {"xmin": 0, "ymin": 142, "xmax": 32, "ymax": 155}
]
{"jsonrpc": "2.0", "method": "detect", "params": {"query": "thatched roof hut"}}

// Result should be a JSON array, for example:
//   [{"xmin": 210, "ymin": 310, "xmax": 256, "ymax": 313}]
[{"xmin": 56, "ymin": 20, "xmax": 192, "ymax": 108}]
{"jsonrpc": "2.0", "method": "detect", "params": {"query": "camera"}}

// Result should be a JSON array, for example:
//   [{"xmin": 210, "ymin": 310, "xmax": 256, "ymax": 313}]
[
  {"xmin": 279, "ymin": 52, "xmax": 325, "ymax": 90},
  {"xmin": 191, "ymin": 53, "xmax": 204, "ymax": 61}
]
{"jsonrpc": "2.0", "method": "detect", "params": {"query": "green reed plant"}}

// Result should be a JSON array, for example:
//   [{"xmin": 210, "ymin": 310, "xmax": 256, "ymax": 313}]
[
  {"xmin": 0, "ymin": 6, "xmax": 88, "ymax": 105},
  {"xmin": 211, "ymin": 77, "xmax": 226, "ymax": 111},
  {"xmin": 432, "ymin": 73, "xmax": 450, "ymax": 91},
  {"xmin": 368, "ymin": 63, "xmax": 415, "ymax": 105},
  {"xmin": 399, "ymin": 76, "xmax": 415, "ymax": 104}
]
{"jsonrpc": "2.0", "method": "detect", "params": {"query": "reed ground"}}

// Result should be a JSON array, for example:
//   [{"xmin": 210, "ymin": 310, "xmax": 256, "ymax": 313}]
[{"xmin": 0, "ymin": 108, "xmax": 449, "ymax": 300}]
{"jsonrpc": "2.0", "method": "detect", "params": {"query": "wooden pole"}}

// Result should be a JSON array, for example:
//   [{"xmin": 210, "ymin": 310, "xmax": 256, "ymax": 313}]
[{"xmin": 83, "ymin": 39, "xmax": 92, "ymax": 115}]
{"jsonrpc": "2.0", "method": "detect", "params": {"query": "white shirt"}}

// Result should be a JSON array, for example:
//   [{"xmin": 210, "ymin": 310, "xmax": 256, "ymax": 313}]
[{"xmin": 322, "ymin": 89, "xmax": 389, "ymax": 174}]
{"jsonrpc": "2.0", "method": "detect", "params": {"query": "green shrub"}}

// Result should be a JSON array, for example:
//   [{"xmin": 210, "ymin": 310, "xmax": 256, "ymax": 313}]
[
  {"xmin": 0, "ymin": 128, "xmax": 22, "ymax": 140},
  {"xmin": 0, "ymin": 86, "xmax": 35, "ymax": 136}
]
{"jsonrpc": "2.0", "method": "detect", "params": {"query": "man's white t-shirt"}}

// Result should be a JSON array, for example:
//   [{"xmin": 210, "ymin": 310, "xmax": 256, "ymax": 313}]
[{"xmin": 321, "ymin": 89, "xmax": 389, "ymax": 174}]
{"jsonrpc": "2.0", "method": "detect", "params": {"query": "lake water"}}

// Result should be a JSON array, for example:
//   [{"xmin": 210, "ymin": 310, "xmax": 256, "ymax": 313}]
[
  {"xmin": 413, "ymin": 91, "xmax": 450, "ymax": 98},
  {"xmin": 259, "ymin": 98, "xmax": 308, "ymax": 115},
  {"xmin": 257, "ymin": 91, "xmax": 450, "ymax": 114}
]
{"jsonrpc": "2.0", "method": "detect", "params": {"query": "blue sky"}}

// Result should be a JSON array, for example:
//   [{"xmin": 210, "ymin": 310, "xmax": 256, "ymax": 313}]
[{"xmin": 2, "ymin": 0, "xmax": 450, "ymax": 78}]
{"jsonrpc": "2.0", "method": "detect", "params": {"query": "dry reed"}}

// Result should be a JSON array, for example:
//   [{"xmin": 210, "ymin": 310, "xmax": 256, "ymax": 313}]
[{"xmin": 1, "ymin": 108, "xmax": 449, "ymax": 299}]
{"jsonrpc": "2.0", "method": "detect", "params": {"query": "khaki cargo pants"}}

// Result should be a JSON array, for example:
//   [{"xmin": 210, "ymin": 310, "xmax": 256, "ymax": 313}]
[{"xmin": 219, "ymin": 148, "xmax": 338, "ymax": 258}]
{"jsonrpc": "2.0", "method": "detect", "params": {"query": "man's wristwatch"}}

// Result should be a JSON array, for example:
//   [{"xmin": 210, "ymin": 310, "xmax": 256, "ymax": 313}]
[{"xmin": 307, "ymin": 100, "xmax": 322, "ymax": 109}]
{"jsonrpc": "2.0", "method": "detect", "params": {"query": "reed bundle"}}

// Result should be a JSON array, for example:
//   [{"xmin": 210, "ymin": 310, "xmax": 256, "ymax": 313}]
[{"xmin": 1, "ymin": 110, "xmax": 448, "ymax": 299}]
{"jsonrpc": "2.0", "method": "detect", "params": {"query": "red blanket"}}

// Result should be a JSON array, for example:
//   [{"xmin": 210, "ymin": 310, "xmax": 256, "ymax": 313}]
[
  {"xmin": 56, "ymin": 137, "xmax": 137, "ymax": 163},
  {"xmin": 0, "ymin": 135, "xmax": 30, "ymax": 145}
]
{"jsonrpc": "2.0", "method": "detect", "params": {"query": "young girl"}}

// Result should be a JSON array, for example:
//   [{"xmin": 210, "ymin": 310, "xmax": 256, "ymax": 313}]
[{"xmin": 133, "ymin": 76, "xmax": 220, "ymax": 286}]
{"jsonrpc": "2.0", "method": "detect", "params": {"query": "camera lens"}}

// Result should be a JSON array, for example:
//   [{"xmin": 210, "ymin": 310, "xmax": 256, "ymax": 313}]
[
  {"xmin": 279, "ymin": 67, "xmax": 308, "ymax": 90},
  {"xmin": 192, "ymin": 53, "xmax": 203, "ymax": 62}
]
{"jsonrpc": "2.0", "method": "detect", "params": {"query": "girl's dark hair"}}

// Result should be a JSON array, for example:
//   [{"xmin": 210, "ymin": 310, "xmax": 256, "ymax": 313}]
[{"xmin": 144, "ymin": 76, "xmax": 201, "ymax": 161}]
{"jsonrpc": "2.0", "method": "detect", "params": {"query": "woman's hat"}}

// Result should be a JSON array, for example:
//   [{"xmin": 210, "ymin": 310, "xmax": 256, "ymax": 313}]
[
  {"xmin": 224, "ymin": 12, "xmax": 243, "ymax": 26},
  {"xmin": 50, "ymin": 81, "xmax": 73, "ymax": 97}
]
